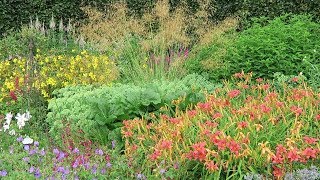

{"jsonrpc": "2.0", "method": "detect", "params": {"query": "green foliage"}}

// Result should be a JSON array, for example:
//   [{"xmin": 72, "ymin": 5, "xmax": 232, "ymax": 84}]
[
  {"xmin": 226, "ymin": 14, "xmax": 320, "ymax": 80},
  {"xmin": 46, "ymin": 74, "xmax": 219, "ymax": 144}
]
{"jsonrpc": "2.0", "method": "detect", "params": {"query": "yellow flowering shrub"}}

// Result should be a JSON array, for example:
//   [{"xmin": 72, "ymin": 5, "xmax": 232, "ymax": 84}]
[{"xmin": 0, "ymin": 50, "xmax": 118, "ymax": 100}]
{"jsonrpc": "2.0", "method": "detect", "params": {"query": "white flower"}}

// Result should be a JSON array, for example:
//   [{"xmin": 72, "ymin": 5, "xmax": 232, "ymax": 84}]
[
  {"xmin": 17, "ymin": 120, "xmax": 25, "ymax": 129},
  {"xmin": 22, "ymin": 136, "xmax": 33, "ymax": 145},
  {"xmin": 25, "ymin": 110, "xmax": 32, "ymax": 121},
  {"xmin": 5, "ymin": 112, "xmax": 13, "ymax": 125},
  {"xmin": 15, "ymin": 113, "xmax": 28, "ymax": 122},
  {"xmin": 3, "ymin": 123, "xmax": 10, "ymax": 132},
  {"xmin": 15, "ymin": 113, "xmax": 28, "ymax": 129},
  {"xmin": 9, "ymin": 129, "xmax": 16, "ymax": 136}
]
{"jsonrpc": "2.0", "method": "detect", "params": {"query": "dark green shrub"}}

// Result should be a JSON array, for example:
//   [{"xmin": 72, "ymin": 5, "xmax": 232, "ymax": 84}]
[
  {"xmin": 226, "ymin": 14, "xmax": 320, "ymax": 80},
  {"xmin": 46, "ymin": 74, "xmax": 220, "ymax": 144}
]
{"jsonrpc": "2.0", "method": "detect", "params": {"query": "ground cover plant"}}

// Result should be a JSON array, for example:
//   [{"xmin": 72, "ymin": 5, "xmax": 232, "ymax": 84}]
[{"xmin": 0, "ymin": 0, "xmax": 320, "ymax": 179}]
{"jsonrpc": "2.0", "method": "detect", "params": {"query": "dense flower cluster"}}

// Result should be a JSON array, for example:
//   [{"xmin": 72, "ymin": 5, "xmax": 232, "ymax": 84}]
[
  {"xmin": 0, "ymin": 50, "xmax": 118, "ymax": 100},
  {"xmin": 122, "ymin": 73, "xmax": 320, "ymax": 178}
]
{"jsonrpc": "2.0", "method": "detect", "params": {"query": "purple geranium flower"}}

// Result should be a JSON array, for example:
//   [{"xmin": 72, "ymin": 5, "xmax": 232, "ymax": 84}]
[
  {"xmin": 17, "ymin": 136, "xmax": 23, "ymax": 142},
  {"xmin": 24, "ymin": 145, "xmax": 30, "ymax": 151},
  {"xmin": 34, "ymin": 141, "xmax": 39, "ymax": 147},
  {"xmin": 0, "ymin": 170, "xmax": 7, "ymax": 177},
  {"xmin": 95, "ymin": 149, "xmax": 103, "ymax": 156}
]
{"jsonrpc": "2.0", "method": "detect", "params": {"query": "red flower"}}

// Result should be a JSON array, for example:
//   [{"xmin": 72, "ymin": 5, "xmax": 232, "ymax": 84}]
[
  {"xmin": 214, "ymin": 139, "xmax": 227, "ymax": 151},
  {"xmin": 275, "ymin": 144, "xmax": 287, "ymax": 155},
  {"xmin": 169, "ymin": 117, "xmax": 182, "ymax": 124},
  {"xmin": 287, "ymin": 148, "xmax": 300, "ymax": 162},
  {"xmin": 187, "ymin": 110, "xmax": 198, "ymax": 118},
  {"xmin": 205, "ymin": 120, "xmax": 218, "ymax": 128},
  {"xmin": 272, "ymin": 153, "xmax": 284, "ymax": 164},
  {"xmin": 303, "ymin": 136, "xmax": 318, "ymax": 145},
  {"xmin": 302, "ymin": 148, "xmax": 317, "ymax": 159},
  {"xmin": 237, "ymin": 121, "xmax": 248, "ymax": 129},
  {"xmin": 276, "ymin": 101, "xmax": 284, "ymax": 108},
  {"xmin": 212, "ymin": 112, "xmax": 222, "ymax": 119},
  {"xmin": 234, "ymin": 72, "xmax": 244, "ymax": 78},
  {"xmin": 256, "ymin": 78, "xmax": 263, "ymax": 83},
  {"xmin": 160, "ymin": 140, "xmax": 173, "ymax": 150},
  {"xmin": 205, "ymin": 161, "xmax": 219, "ymax": 172},
  {"xmin": 260, "ymin": 104, "xmax": 272, "ymax": 114},
  {"xmin": 273, "ymin": 166, "xmax": 284, "ymax": 178},
  {"xmin": 150, "ymin": 150, "xmax": 162, "ymax": 160},
  {"xmin": 198, "ymin": 102, "xmax": 212, "ymax": 112},
  {"xmin": 291, "ymin": 77, "xmax": 299, "ymax": 82},
  {"xmin": 188, "ymin": 142, "xmax": 207, "ymax": 161},
  {"xmin": 262, "ymin": 84, "xmax": 270, "ymax": 90},
  {"xmin": 290, "ymin": 106, "xmax": 303, "ymax": 116},
  {"xmin": 227, "ymin": 140, "xmax": 241, "ymax": 155},
  {"xmin": 315, "ymin": 114, "xmax": 320, "ymax": 121},
  {"xmin": 228, "ymin": 89, "xmax": 241, "ymax": 98},
  {"xmin": 123, "ymin": 131, "xmax": 133, "ymax": 137}
]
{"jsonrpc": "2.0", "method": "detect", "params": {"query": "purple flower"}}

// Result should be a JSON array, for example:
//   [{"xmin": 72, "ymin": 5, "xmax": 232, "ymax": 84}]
[
  {"xmin": 136, "ymin": 173, "xmax": 146, "ymax": 180},
  {"xmin": 57, "ymin": 152, "xmax": 65, "ymax": 161},
  {"xmin": 91, "ymin": 164, "xmax": 97, "ymax": 174},
  {"xmin": 111, "ymin": 140, "xmax": 116, "ymax": 149},
  {"xmin": 72, "ymin": 160, "xmax": 79, "ymax": 168},
  {"xmin": 95, "ymin": 149, "xmax": 103, "ymax": 156},
  {"xmin": 23, "ymin": 157, "xmax": 30, "ymax": 162},
  {"xmin": 0, "ymin": 170, "xmax": 7, "ymax": 177},
  {"xmin": 17, "ymin": 136, "xmax": 23, "ymax": 142},
  {"xmin": 34, "ymin": 141, "xmax": 39, "ymax": 147},
  {"xmin": 160, "ymin": 168, "xmax": 166, "ymax": 175},
  {"xmin": 101, "ymin": 168, "xmax": 106, "ymax": 174},
  {"xmin": 84, "ymin": 162, "xmax": 90, "ymax": 170},
  {"xmin": 40, "ymin": 148, "xmax": 46, "ymax": 156},
  {"xmin": 53, "ymin": 148, "xmax": 59, "ymax": 155},
  {"xmin": 29, "ymin": 149, "xmax": 37, "ymax": 155},
  {"xmin": 74, "ymin": 175, "xmax": 79, "ymax": 180},
  {"xmin": 24, "ymin": 145, "xmax": 30, "ymax": 151},
  {"xmin": 34, "ymin": 168, "xmax": 41, "ymax": 179},
  {"xmin": 72, "ymin": 148, "xmax": 79, "ymax": 154},
  {"xmin": 29, "ymin": 166, "xmax": 35, "ymax": 173},
  {"xmin": 57, "ymin": 166, "xmax": 64, "ymax": 173},
  {"xmin": 106, "ymin": 162, "xmax": 112, "ymax": 168}
]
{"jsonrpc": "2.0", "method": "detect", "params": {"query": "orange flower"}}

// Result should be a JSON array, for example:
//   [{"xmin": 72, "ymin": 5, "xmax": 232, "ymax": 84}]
[
  {"xmin": 228, "ymin": 89, "xmax": 241, "ymax": 98},
  {"xmin": 237, "ymin": 121, "xmax": 248, "ymax": 129},
  {"xmin": 160, "ymin": 140, "xmax": 173, "ymax": 150},
  {"xmin": 290, "ymin": 106, "xmax": 303, "ymax": 116},
  {"xmin": 212, "ymin": 112, "xmax": 222, "ymax": 119},
  {"xmin": 303, "ymin": 136, "xmax": 318, "ymax": 145},
  {"xmin": 273, "ymin": 166, "xmax": 284, "ymax": 178},
  {"xmin": 205, "ymin": 161, "xmax": 219, "ymax": 172},
  {"xmin": 287, "ymin": 148, "xmax": 300, "ymax": 162},
  {"xmin": 301, "ymin": 148, "xmax": 317, "ymax": 159},
  {"xmin": 150, "ymin": 150, "xmax": 162, "ymax": 160}
]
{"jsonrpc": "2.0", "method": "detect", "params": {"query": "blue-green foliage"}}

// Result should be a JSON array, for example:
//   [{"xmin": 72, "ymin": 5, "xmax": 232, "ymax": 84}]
[{"xmin": 47, "ymin": 74, "xmax": 220, "ymax": 143}]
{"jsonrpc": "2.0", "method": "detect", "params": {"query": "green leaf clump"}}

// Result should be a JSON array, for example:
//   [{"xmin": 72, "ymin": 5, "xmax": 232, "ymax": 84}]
[{"xmin": 46, "ymin": 74, "xmax": 219, "ymax": 143}]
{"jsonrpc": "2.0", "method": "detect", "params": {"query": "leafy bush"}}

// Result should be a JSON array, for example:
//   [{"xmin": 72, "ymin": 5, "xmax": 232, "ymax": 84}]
[
  {"xmin": 122, "ymin": 73, "xmax": 320, "ymax": 179},
  {"xmin": 226, "ymin": 14, "xmax": 320, "ymax": 80},
  {"xmin": 46, "ymin": 74, "xmax": 220, "ymax": 144}
]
